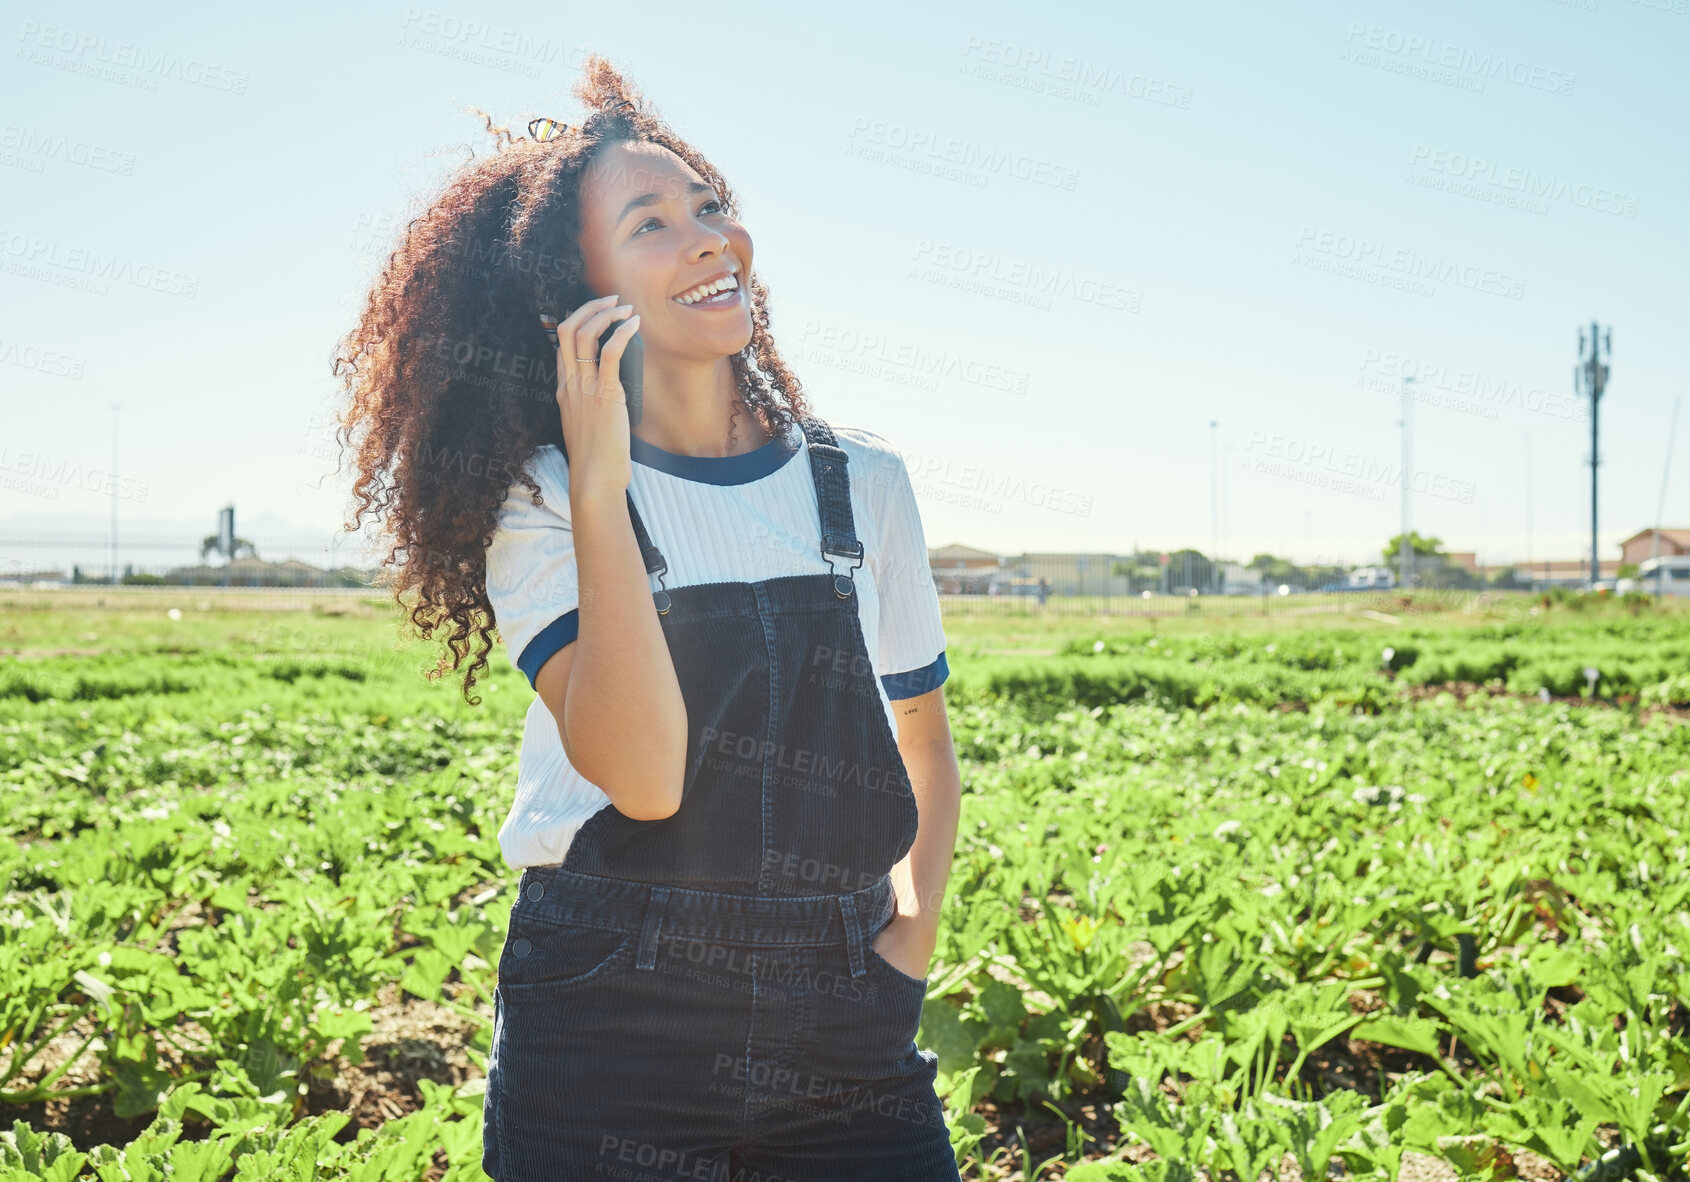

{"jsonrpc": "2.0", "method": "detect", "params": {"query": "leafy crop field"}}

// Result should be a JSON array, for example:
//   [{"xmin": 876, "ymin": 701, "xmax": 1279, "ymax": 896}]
[{"xmin": 2, "ymin": 591, "xmax": 1687, "ymax": 1181}]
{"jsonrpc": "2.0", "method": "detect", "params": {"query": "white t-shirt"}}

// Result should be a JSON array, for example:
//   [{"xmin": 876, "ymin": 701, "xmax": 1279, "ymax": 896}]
[{"xmin": 483, "ymin": 417, "xmax": 949, "ymax": 871}]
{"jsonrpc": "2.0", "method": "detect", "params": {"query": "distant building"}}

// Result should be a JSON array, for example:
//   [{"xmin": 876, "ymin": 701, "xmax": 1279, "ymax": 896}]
[
  {"xmin": 1620, "ymin": 528, "xmax": 1690, "ymax": 566},
  {"xmin": 927, "ymin": 543, "xmax": 1002, "ymax": 594},
  {"xmin": 1349, "ymin": 565, "xmax": 1397, "ymax": 589},
  {"xmin": 1002, "ymin": 552, "xmax": 1137, "ymax": 597}
]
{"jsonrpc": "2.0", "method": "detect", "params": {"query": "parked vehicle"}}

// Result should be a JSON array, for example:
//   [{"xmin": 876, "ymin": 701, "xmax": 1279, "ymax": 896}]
[
  {"xmin": 1638, "ymin": 555, "xmax": 1690, "ymax": 597},
  {"xmin": 1346, "ymin": 566, "xmax": 1398, "ymax": 590}
]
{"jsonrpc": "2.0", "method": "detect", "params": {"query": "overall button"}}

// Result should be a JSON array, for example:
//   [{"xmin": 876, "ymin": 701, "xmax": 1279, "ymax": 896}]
[
  {"xmin": 513, "ymin": 938, "xmax": 533, "ymax": 958},
  {"xmin": 525, "ymin": 881, "xmax": 545, "ymax": 902},
  {"xmin": 833, "ymin": 574, "xmax": 854, "ymax": 598}
]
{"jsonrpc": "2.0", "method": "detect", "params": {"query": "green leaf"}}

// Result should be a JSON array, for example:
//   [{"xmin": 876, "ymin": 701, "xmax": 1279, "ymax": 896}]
[
  {"xmin": 976, "ymin": 978, "xmax": 1028, "ymax": 1042},
  {"xmin": 1525, "ymin": 942, "xmax": 1581, "ymax": 988},
  {"xmin": 918, "ymin": 998, "xmax": 983, "ymax": 1075},
  {"xmin": 112, "ymin": 1059, "xmax": 174, "ymax": 1120},
  {"xmin": 0, "ymin": 1120, "xmax": 89, "ymax": 1182},
  {"xmin": 1357, "ymin": 1013, "xmax": 1443, "ymax": 1057},
  {"xmin": 400, "ymin": 948, "xmax": 451, "ymax": 1002}
]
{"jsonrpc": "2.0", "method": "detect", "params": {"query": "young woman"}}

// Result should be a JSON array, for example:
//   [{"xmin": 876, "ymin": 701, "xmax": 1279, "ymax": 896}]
[{"xmin": 334, "ymin": 57, "xmax": 964, "ymax": 1180}]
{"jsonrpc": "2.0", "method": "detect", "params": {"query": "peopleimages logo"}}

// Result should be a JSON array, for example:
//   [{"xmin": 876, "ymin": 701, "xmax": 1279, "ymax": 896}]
[
  {"xmin": 1407, "ymin": 145, "xmax": 1639, "ymax": 220},
  {"xmin": 898, "ymin": 451, "xmax": 1094, "ymax": 518},
  {"xmin": 0, "ymin": 229, "xmax": 200, "ymax": 299},
  {"xmin": 0, "ymin": 446, "xmax": 150, "ymax": 502},
  {"xmin": 845, "ymin": 116, "xmax": 1081, "ymax": 191},
  {"xmin": 397, "ymin": 9, "xmax": 590, "ymax": 73},
  {"xmin": 0, "ymin": 124, "xmax": 136, "ymax": 176},
  {"xmin": 1244, "ymin": 431, "xmax": 1476, "ymax": 504},
  {"xmin": 1341, "ymin": 23, "xmax": 1576, "ymax": 96},
  {"xmin": 958, "ymin": 35, "xmax": 1194, "ymax": 109},
  {"xmin": 0, "ymin": 335, "xmax": 85, "ymax": 380},
  {"xmin": 912, "ymin": 239, "xmax": 1141, "ymax": 312},
  {"xmin": 1294, "ymin": 225, "xmax": 1525, "ymax": 301},
  {"xmin": 1359, "ymin": 349, "xmax": 1586, "ymax": 424},
  {"xmin": 796, "ymin": 322, "xmax": 1029, "ymax": 395},
  {"xmin": 698, "ymin": 727, "xmax": 910, "ymax": 796},
  {"xmin": 421, "ymin": 331, "xmax": 551, "ymax": 381},
  {"xmin": 15, "ymin": 21, "xmax": 250, "ymax": 94}
]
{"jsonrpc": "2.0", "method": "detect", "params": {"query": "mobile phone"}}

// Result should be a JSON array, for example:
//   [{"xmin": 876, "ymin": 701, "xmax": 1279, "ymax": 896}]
[
  {"xmin": 597, "ymin": 318, "xmax": 644, "ymax": 429},
  {"xmin": 539, "ymin": 310, "xmax": 644, "ymax": 429}
]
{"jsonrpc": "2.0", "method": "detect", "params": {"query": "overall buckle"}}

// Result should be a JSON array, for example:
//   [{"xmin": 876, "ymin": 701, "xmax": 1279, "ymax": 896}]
[{"xmin": 821, "ymin": 537, "xmax": 864, "ymax": 598}]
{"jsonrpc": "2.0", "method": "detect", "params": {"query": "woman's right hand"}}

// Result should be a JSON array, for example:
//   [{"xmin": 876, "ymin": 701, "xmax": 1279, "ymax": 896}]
[{"xmin": 545, "ymin": 294, "xmax": 639, "ymax": 501}]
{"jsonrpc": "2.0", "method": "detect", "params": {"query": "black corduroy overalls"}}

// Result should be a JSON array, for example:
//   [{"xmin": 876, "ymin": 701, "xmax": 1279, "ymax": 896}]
[{"xmin": 482, "ymin": 415, "xmax": 961, "ymax": 1181}]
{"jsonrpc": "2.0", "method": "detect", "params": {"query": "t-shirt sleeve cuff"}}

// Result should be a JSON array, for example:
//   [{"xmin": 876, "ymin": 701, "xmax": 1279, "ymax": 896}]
[
  {"xmin": 516, "ymin": 610, "xmax": 579, "ymax": 689},
  {"xmin": 881, "ymin": 650, "xmax": 948, "ymax": 700}
]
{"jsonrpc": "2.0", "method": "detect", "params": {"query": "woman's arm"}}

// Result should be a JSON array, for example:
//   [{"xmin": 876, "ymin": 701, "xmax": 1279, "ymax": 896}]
[
  {"xmin": 532, "ymin": 296, "xmax": 686, "ymax": 821},
  {"xmin": 534, "ymin": 488, "xmax": 688, "ymax": 821},
  {"xmin": 874, "ymin": 684, "xmax": 962, "ymax": 977}
]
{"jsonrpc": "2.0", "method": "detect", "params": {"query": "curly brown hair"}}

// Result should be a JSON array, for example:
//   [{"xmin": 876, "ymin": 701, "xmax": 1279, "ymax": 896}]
[{"xmin": 331, "ymin": 55, "xmax": 810, "ymax": 706}]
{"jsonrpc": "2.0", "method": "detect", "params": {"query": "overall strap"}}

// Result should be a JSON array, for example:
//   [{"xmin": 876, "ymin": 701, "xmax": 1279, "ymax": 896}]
[
  {"xmin": 797, "ymin": 415, "xmax": 865, "ymax": 599},
  {"xmin": 623, "ymin": 489, "xmax": 672, "ymax": 614},
  {"xmin": 557, "ymin": 436, "xmax": 669, "ymax": 611},
  {"xmin": 621, "ymin": 415, "xmax": 866, "ymax": 607}
]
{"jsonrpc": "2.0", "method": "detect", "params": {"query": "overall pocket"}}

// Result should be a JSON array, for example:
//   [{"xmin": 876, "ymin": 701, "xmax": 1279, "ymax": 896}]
[
  {"xmin": 867, "ymin": 913, "xmax": 930, "ymax": 991},
  {"xmin": 497, "ymin": 913, "xmax": 634, "ymax": 999},
  {"xmin": 867, "ymin": 942, "xmax": 929, "ymax": 991},
  {"xmin": 865, "ymin": 919, "xmax": 929, "ymax": 1051}
]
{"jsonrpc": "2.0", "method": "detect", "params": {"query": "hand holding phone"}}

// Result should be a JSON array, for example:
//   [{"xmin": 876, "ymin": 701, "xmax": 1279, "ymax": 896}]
[
  {"xmin": 541, "ymin": 295, "xmax": 642, "ymax": 497},
  {"xmin": 599, "ymin": 317, "xmax": 643, "ymax": 429},
  {"xmin": 540, "ymin": 300, "xmax": 643, "ymax": 428}
]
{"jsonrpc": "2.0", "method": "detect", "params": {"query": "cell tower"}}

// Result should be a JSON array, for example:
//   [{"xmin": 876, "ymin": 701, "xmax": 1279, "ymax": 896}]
[{"xmin": 1573, "ymin": 322, "xmax": 1611, "ymax": 588}]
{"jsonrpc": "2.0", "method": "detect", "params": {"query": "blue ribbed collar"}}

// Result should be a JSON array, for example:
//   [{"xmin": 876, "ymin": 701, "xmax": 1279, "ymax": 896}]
[{"xmin": 630, "ymin": 419, "xmax": 801, "ymax": 485}]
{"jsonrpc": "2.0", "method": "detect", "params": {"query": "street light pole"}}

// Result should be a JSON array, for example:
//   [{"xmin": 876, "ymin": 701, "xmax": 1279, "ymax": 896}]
[
  {"xmin": 1399, "ymin": 376, "xmax": 1414, "ymax": 590},
  {"xmin": 1525, "ymin": 430, "xmax": 1535, "ymax": 593},
  {"xmin": 1650, "ymin": 396, "xmax": 1681, "ymax": 598},
  {"xmin": 109, "ymin": 404, "xmax": 119, "ymax": 585},
  {"xmin": 1209, "ymin": 420, "xmax": 1218, "ymax": 588},
  {"xmin": 1222, "ymin": 442, "xmax": 1232, "ymax": 570}
]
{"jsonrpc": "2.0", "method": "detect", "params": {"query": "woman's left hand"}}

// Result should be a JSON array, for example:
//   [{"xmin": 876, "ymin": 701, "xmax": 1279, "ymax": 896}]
[{"xmin": 870, "ymin": 913, "xmax": 936, "ymax": 983}]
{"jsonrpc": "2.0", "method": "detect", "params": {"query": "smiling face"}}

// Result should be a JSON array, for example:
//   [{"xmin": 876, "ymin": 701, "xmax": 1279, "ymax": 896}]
[{"xmin": 575, "ymin": 140, "xmax": 754, "ymax": 364}]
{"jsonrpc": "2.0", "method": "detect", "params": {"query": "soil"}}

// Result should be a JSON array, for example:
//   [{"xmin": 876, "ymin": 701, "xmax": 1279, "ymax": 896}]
[
  {"xmin": 926, "ymin": 983, "xmax": 1588, "ymax": 1181},
  {"xmin": 300, "ymin": 981, "xmax": 488, "ymax": 1137},
  {"xmin": 7, "ymin": 984, "xmax": 488, "ymax": 1163},
  {"xmin": 2, "ymin": 941, "xmax": 1631, "ymax": 1180},
  {"xmin": 2, "ymin": 991, "xmax": 1612, "ymax": 1182}
]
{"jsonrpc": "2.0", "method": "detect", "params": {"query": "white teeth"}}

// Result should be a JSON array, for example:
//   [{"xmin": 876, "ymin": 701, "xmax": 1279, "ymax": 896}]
[{"xmin": 675, "ymin": 274, "xmax": 738, "ymax": 304}]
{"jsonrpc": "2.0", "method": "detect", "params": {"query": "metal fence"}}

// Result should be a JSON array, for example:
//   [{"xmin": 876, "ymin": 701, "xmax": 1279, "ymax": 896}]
[
  {"xmin": 0, "ymin": 533, "xmax": 386, "ymax": 592},
  {"xmin": 930, "ymin": 550, "xmax": 1555, "ymax": 606},
  {"xmin": 932, "ymin": 587, "xmax": 1501, "ymax": 620},
  {"xmin": 0, "ymin": 535, "xmax": 1538, "ymax": 620}
]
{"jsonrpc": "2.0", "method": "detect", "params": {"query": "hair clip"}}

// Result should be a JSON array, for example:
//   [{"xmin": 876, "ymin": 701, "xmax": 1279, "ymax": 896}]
[{"xmin": 528, "ymin": 100, "xmax": 632, "ymax": 143}]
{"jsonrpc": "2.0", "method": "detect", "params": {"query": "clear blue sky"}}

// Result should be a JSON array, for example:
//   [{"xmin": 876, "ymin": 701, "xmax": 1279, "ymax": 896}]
[{"xmin": 2, "ymin": 0, "xmax": 1685, "ymax": 576}]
